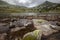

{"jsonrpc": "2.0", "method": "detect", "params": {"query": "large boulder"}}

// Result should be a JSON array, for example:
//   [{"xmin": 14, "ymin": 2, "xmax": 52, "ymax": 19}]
[
  {"xmin": 0, "ymin": 23, "xmax": 9, "ymax": 33},
  {"xmin": 33, "ymin": 19, "xmax": 58, "ymax": 36},
  {"xmin": 12, "ymin": 19, "xmax": 32, "ymax": 27}
]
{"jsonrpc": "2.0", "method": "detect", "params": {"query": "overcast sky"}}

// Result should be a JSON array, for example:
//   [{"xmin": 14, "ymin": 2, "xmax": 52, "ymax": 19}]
[
  {"xmin": 2, "ymin": 0, "xmax": 60, "ymax": 8},
  {"xmin": 47, "ymin": 0, "xmax": 60, "ymax": 3}
]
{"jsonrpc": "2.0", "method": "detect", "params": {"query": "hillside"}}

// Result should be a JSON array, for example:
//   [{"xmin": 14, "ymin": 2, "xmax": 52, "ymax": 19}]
[
  {"xmin": 34, "ymin": 1, "xmax": 60, "ymax": 12},
  {"xmin": 0, "ymin": 1, "xmax": 60, "ymax": 13},
  {"xmin": 0, "ymin": 0, "xmax": 9, "ymax": 5}
]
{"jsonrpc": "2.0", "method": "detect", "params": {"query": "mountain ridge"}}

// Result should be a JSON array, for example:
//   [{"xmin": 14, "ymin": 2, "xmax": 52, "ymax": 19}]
[{"xmin": 0, "ymin": 0, "xmax": 60, "ymax": 13}]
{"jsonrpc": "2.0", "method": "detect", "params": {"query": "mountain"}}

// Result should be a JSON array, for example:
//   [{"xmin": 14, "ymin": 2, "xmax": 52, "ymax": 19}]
[
  {"xmin": 0, "ymin": 0, "xmax": 27, "ymax": 8},
  {"xmin": 34, "ymin": 1, "xmax": 60, "ymax": 12},
  {"xmin": 34, "ymin": 1, "xmax": 58, "ymax": 9},
  {"xmin": 0, "ymin": 0, "xmax": 60, "ymax": 13},
  {"xmin": 0, "ymin": 0, "xmax": 28, "ymax": 13},
  {"xmin": 0, "ymin": 0, "xmax": 9, "ymax": 5}
]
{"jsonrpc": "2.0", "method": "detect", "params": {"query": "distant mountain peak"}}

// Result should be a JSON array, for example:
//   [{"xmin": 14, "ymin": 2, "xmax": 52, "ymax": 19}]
[{"xmin": 44, "ymin": 1, "xmax": 50, "ymax": 3}]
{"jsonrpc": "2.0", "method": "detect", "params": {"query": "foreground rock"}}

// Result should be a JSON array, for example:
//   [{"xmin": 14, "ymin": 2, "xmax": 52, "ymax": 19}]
[{"xmin": 33, "ymin": 19, "xmax": 58, "ymax": 36}]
